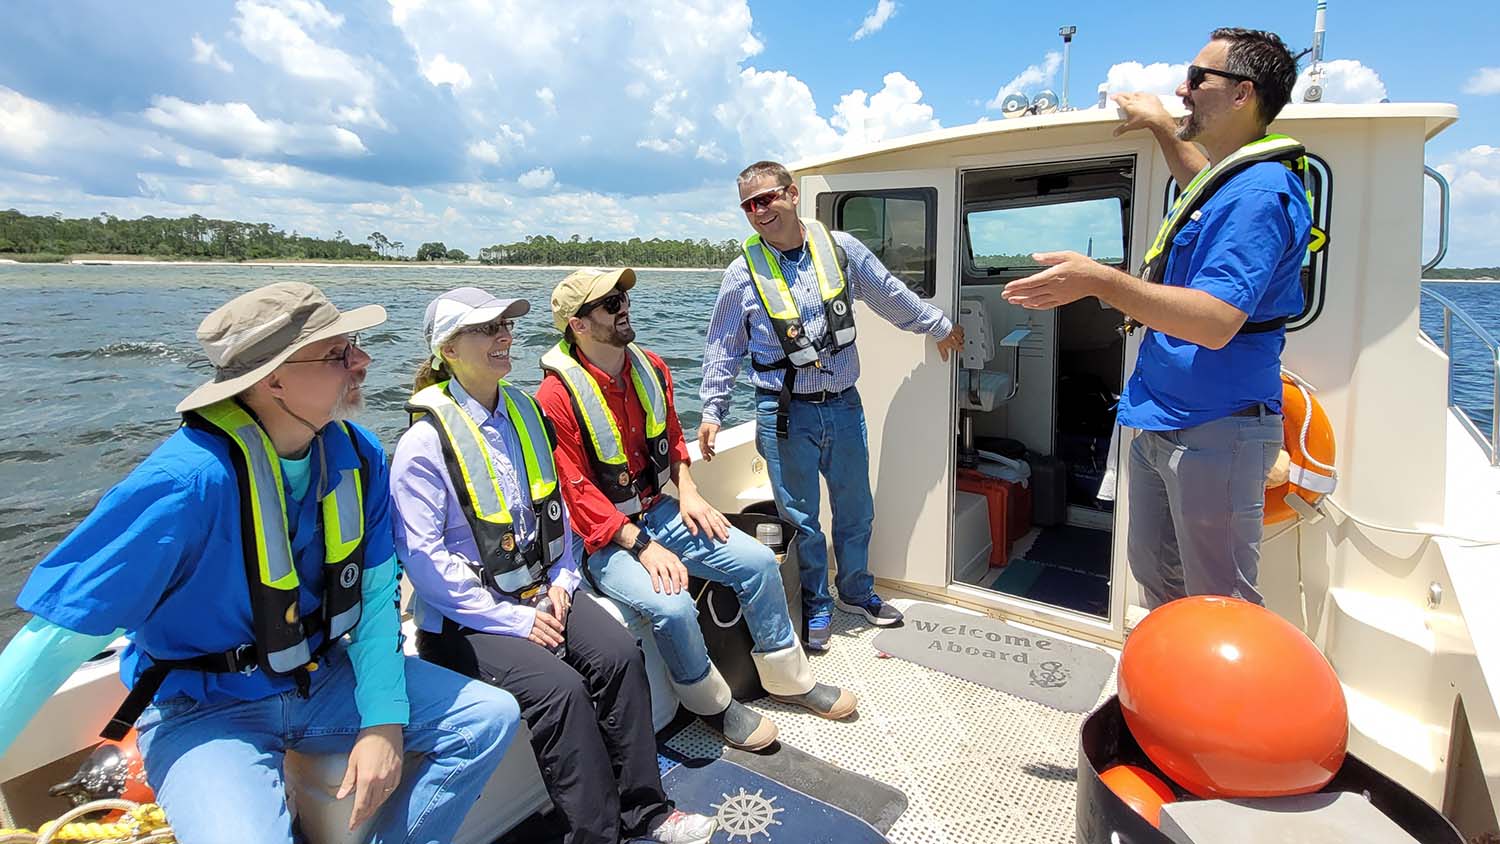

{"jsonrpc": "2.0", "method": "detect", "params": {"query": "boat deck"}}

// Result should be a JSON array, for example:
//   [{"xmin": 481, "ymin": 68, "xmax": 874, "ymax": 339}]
[{"xmin": 668, "ymin": 599, "xmax": 1120, "ymax": 844}]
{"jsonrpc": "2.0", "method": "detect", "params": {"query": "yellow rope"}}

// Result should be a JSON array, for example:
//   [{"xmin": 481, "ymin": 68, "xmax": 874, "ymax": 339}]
[{"xmin": 0, "ymin": 801, "xmax": 173, "ymax": 844}]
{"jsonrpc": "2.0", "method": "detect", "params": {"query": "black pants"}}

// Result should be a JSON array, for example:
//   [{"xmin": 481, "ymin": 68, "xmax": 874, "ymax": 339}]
[{"xmin": 416, "ymin": 595, "xmax": 671, "ymax": 844}]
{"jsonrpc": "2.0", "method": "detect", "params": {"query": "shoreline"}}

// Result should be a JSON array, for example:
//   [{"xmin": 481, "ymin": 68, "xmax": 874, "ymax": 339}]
[{"xmin": 6, "ymin": 258, "xmax": 721, "ymax": 272}]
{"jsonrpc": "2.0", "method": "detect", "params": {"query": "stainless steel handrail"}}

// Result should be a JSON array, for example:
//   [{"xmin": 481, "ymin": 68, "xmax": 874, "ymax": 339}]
[
  {"xmin": 1423, "ymin": 166, "xmax": 1450, "ymax": 273},
  {"xmin": 1420, "ymin": 287, "xmax": 1500, "ymax": 466}
]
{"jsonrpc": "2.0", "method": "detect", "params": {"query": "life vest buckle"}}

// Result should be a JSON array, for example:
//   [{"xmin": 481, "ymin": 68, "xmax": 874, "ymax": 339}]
[{"xmin": 228, "ymin": 644, "xmax": 258, "ymax": 676}]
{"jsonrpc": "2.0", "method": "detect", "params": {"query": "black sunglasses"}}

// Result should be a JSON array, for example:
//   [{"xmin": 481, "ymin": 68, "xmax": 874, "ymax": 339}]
[
  {"xmin": 1187, "ymin": 64, "xmax": 1257, "ymax": 91},
  {"xmin": 458, "ymin": 318, "xmax": 516, "ymax": 338},
  {"xmin": 285, "ymin": 336, "xmax": 361, "ymax": 370},
  {"xmin": 577, "ymin": 288, "xmax": 629, "ymax": 318}
]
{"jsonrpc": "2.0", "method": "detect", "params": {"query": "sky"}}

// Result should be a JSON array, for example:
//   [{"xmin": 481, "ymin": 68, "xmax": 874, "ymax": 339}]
[{"xmin": 1, "ymin": 0, "xmax": 1497, "ymax": 265}]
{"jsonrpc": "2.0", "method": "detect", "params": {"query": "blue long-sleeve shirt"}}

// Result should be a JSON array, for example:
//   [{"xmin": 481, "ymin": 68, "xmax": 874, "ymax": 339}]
[
  {"xmin": 390, "ymin": 378, "xmax": 582, "ymax": 638},
  {"xmin": 699, "ymin": 229, "xmax": 953, "ymax": 426}
]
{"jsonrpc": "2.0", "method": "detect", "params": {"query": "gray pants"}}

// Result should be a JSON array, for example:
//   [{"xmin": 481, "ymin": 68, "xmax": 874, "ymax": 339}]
[{"xmin": 1127, "ymin": 410, "xmax": 1283, "ymax": 608}]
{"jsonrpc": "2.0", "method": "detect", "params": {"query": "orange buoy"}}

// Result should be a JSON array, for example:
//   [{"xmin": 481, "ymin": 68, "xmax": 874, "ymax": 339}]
[
  {"xmin": 47, "ymin": 728, "xmax": 154, "ymax": 808},
  {"xmin": 1100, "ymin": 764, "xmax": 1177, "ymax": 827},
  {"xmin": 1264, "ymin": 371, "xmax": 1336, "ymax": 524},
  {"xmin": 1118, "ymin": 596, "xmax": 1348, "ymax": 799}
]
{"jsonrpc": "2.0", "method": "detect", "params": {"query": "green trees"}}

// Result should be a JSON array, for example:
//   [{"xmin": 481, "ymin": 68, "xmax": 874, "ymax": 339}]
[
  {"xmin": 477, "ymin": 234, "xmax": 741, "ymax": 267},
  {"xmin": 0, "ymin": 209, "xmax": 383, "ymax": 261},
  {"xmin": 416, "ymin": 241, "xmax": 449, "ymax": 261}
]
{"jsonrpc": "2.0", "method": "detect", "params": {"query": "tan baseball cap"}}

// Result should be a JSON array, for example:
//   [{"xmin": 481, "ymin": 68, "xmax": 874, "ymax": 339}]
[
  {"xmin": 550, "ymin": 267, "xmax": 636, "ymax": 332},
  {"xmin": 177, "ymin": 282, "xmax": 386, "ymax": 413}
]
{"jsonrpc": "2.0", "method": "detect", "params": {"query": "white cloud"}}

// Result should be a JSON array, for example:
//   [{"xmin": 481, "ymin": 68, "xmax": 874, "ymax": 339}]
[
  {"xmin": 851, "ymin": 0, "xmax": 896, "ymax": 41},
  {"xmin": 831, "ymin": 72, "xmax": 939, "ymax": 147},
  {"xmin": 1462, "ymin": 67, "xmax": 1500, "ymax": 96},
  {"xmin": 536, "ymin": 87, "xmax": 556, "ymax": 113},
  {"xmin": 467, "ymin": 140, "xmax": 500, "ymax": 164},
  {"xmin": 420, "ymin": 54, "xmax": 472, "ymax": 90},
  {"xmin": 517, "ymin": 166, "xmax": 556, "ymax": 189},
  {"xmin": 233, "ymin": 0, "xmax": 378, "ymax": 118},
  {"xmin": 1433, "ymin": 145, "xmax": 1500, "ymax": 266},
  {"xmin": 987, "ymin": 52, "xmax": 1062, "ymax": 108},
  {"xmin": 1294, "ymin": 59, "xmax": 1387, "ymax": 104},
  {"xmin": 144, "ymin": 97, "xmax": 367, "ymax": 157},
  {"xmin": 1098, "ymin": 61, "xmax": 1188, "ymax": 99},
  {"xmin": 0, "ymin": 86, "xmax": 54, "ymax": 158},
  {"xmin": 191, "ymin": 35, "xmax": 234, "ymax": 72}
]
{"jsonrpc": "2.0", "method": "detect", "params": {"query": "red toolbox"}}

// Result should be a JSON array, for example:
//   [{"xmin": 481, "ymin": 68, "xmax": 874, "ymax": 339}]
[{"xmin": 957, "ymin": 468, "xmax": 1033, "ymax": 566}]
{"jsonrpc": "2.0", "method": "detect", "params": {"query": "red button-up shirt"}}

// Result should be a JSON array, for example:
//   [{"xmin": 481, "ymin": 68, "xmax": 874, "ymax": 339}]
[{"xmin": 536, "ymin": 345, "xmax": 692, "ymax": 554}]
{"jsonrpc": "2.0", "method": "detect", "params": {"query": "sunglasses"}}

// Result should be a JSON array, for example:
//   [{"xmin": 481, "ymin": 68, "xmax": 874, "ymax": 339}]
[
  {"xmin": 739, "ymin": 185, "xmax": 789, "ymax": 214},
  {"xmin": 458, "ymin": 318, "xmax": 516, "ymax": 338},
  {"xmin": 1187, "ymin": 64, "xmax": 1257, "ymax": 91},
  {"xmin": 285, "ymin": 336, "xmax": 361, "ymax": 370},
  {"xmin": 577, "ymin": 289, "xmax": 629, "ymax": 318}
]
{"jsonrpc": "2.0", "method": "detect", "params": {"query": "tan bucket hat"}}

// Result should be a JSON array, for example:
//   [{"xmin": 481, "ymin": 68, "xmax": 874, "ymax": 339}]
[
  {"xmin": 177, "ymin": 282, "xmax": 387, "ymax": 413},
  {"xmin": 550, "ymin": 267, "xmax": 636, "ymax": 332}
]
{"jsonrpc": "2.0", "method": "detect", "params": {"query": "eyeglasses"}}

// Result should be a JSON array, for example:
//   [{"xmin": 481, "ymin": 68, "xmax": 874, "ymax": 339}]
[
  {"xmin": 458, "ymin": 318, "xmax": 515, "ymax": 338},
  {"xmin": 285, "ymin": 336, "xmax": 361, "ymax": 370},
  {"xmin": 577, "ymin": 288, "xmax": 629, "ymax": 318},
  {"xmin": 739, "ymin": 185, "xmax": 789, "ymax": 214},
  {"xmin": 1187, "ymin": 64, "xmax": 1257, "ymax": 91}
]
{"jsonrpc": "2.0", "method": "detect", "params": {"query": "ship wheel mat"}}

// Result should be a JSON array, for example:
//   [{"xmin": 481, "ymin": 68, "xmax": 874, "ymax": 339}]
[
  {"xmin": 657, "ymin": 752, "xmax": 892, "ymax": 844},
  {"xmin": 872, "ymin": 601, "xmax": 1115, "ymax": 713}
]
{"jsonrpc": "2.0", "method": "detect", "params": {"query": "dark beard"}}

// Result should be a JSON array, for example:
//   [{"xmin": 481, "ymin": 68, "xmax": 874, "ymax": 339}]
[{"xmin": 591, "ymin": 319, "xmax": 636, "ymax": 347}]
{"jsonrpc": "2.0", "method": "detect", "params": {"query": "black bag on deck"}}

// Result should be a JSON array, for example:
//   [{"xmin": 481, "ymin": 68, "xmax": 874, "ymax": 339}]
[{"xmin": 689, "ymin": 511, "xmax": 800, "ymax": 702}]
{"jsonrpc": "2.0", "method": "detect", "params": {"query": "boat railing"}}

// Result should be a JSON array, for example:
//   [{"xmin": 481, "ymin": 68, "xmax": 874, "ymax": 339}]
[{"xmin": 1420, "ymin": 287, "xmax": 1500, "ymax": 466}]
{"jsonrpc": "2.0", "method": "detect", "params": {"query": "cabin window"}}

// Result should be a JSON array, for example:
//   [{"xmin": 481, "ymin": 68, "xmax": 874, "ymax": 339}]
[
  {"xmin": 1163, "ymin": 153, "xmax": 1332, "ymax": 330},
  {"xmin": 815, "ymin": 188, "xmax": 938, "ymax": 298},
  {"xmin": 965, "ymin": 196, "xmax": 1128, "ymax": 275}
]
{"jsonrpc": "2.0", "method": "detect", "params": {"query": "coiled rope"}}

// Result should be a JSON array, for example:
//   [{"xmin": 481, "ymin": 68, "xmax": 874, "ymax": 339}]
[{"xmin": 0, "ymin": 800, "xmax": 173, "ymax": 844}]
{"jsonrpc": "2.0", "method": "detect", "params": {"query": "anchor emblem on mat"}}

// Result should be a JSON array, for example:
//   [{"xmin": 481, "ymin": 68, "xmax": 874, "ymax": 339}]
[{"xmin": 1029, "ymin": 660, "xmax": 1070, "ymax": 689}]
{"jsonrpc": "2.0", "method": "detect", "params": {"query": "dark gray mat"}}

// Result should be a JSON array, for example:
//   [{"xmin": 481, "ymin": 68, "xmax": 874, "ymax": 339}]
[
  {"xmin": 873, "ymin": 602, "xmax": 1114, "ymax": 713},
  {"xmin": 718, "ymin": 740, "xmax": 907, "ymax": 833}
]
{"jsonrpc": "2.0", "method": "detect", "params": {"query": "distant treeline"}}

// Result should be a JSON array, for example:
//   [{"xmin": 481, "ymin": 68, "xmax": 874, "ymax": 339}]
[
  {"xmin": 0, "ymin": 209, "xmax": 395, "ymax": 261},
  {"xmin": 480, "ymin": 234, "xmax": 743, "ymax": 268},
  {"xmin": 1424, "ymin": 266, "xmax": 1500, "ymax": 280}
]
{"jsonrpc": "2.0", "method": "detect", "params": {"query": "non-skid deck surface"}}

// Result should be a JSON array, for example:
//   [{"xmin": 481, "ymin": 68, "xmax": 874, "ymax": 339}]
[{"xmin": 715, "ymin": 600, "xmax": 1118, "ymax": 844}]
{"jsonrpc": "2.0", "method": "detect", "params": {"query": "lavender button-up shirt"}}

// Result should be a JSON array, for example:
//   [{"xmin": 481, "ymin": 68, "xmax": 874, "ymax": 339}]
[{"xmin": 391, "ymin": 379, "xmax": 582, "ymax": 637}]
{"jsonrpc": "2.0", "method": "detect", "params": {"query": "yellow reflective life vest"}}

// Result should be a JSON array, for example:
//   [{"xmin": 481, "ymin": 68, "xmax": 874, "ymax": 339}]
[
  {"xmin": 189, "ymin": 399, "xmax": 367, "ymax": 676},
  {"xmin": 742, "ymin": 218, "xmax": 856, "ymax": 368},
  {"xmin": 406, "ymin": 381, "xmax": 566, "ymax": 595},
  {"xmin": 540, "ymin": 340, "xmax": 671, "ymax": 516}
]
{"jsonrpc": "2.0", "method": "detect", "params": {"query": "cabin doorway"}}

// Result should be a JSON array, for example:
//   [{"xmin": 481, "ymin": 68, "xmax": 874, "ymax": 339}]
[{"xmin": 950, "ymin": 156, "xmax": 1135, "ymax": 631}]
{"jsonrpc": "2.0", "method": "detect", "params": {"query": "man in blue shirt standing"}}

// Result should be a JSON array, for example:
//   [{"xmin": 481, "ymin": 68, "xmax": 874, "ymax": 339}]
[
  {"xmin": 0, "ymin": 283, "xmax": 520, "ymax": 842},
  {"xmin": 1002, "ymin": 28, "xmax": 1311, "ymax": 608},
  {"xmin": 699, "ymin": 162, "xmax": 965, "ymax": 649}
]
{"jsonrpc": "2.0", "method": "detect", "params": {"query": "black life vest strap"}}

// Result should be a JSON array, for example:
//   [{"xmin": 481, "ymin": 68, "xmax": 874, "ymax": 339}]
[
  {"xmin": 751, "ymin": 355, "xmax": 797, "ymax": 440},
  {"xmin": 103, "ymin": 617, "xmax": 325, "ymax": 741}
]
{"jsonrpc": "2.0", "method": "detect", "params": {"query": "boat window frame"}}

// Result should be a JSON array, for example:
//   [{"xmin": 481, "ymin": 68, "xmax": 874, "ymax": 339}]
[
  {"xmin": 961, "ymin": 189, "xmax": 1132, "ymax": 280},
  {"xmin": 815, "ymin": 187, "xmax": 940, "ymax": 299},
  {"xmin": 1162, "ymin": 152, "xmax": 1332, "ymax": 331}
]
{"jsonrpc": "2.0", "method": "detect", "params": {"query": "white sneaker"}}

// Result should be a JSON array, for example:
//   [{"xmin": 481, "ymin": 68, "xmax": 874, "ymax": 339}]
[{"xmin": 639, "ymin": 809, "xmax": 717, "ymax": 843}]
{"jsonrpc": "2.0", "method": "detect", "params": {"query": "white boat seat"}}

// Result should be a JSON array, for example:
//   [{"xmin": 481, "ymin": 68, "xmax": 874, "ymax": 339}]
[{"xmin": 282, "ymin": 588, "xmax": 682, "ymax": 844}]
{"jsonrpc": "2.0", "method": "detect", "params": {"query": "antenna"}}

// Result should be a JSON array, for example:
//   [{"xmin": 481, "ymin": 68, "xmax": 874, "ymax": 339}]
[
  {"xmin": 1058, "ymin": 25, "xmax": 1078, "ymax": 110},
  {"xmin": 1304, "ymin": 1, "xmax": 1327, "ymax": 102}
]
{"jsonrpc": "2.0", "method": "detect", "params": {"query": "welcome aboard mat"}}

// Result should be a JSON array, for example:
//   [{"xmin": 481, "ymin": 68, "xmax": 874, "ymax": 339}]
[{"xmin": 872, "ymin": 602, "xmax": 1115, "ymax": 712}]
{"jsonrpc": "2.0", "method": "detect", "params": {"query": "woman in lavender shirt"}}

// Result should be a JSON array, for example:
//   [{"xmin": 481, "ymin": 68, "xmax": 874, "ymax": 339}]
[{"xmin": 389, "ymin": 287, "xmax": 715, "ymax": 844}]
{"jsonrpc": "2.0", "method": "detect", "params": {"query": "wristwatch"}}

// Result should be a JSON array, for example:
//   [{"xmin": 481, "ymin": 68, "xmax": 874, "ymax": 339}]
[{"xmin": 627, "ymin": 530, "xmax": 653, "ymax": 559}]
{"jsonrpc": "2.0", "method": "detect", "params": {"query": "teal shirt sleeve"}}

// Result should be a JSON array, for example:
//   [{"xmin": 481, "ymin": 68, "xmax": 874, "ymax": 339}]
[
  {"xmin": 0, "ymin": 618, "xmax": 122, "ymax": 757},
  {"xmin": 283, "ymin": 454, "xmax": 408, "ymax": 728},
  {"xmin": 346, "ymin": 554, "xmax": 408, "ymax": 727}
]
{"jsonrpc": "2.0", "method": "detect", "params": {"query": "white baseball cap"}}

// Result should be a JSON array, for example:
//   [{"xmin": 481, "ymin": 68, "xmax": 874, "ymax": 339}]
[{"xmin": 423, "ymin": 286, "xmax": 531, "ymax": 367}]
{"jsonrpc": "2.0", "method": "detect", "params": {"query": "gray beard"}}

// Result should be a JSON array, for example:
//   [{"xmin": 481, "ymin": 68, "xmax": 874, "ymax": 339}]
[{"xmin": 1175, "ymin": 111, "xmax": 1201, "ymax": 141}]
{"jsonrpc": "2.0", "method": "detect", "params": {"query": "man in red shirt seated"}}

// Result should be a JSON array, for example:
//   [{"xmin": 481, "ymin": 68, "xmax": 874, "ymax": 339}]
[{"xmin": 536, "ymin": 268, "xmax": 857, "ymax": 750}]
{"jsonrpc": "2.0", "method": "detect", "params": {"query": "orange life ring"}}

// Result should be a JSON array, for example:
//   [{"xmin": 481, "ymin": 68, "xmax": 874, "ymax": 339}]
[{"xmin": 1264, "ymin": 371, "xmax": 1337, "ymax": 524}]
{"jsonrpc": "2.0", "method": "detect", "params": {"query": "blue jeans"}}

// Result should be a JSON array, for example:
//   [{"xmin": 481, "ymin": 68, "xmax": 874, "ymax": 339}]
[
  {"xmin": 1126, "ymin": 411, "xmax": 1284, "ymax": 609},
  {"xmin": 754, "ymin": 389, "xmax": 876, "ymax": 617},
  {"xmin": 587, "ymin": 496, "xmax": 796, "ymax": 685},
  {"xmin": 133, "ymin": 644, "xmax": 521, "ymax": 844}
]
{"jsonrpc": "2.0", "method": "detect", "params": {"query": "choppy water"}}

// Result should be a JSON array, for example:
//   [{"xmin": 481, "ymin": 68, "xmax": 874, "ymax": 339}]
[
  {"xmin": 0, "ymin": 265, "xmax": 1496, "ymax": 642},
  {"xmin": 0, "ymin": 263, "xmax": 745, "ymax": 639}
]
